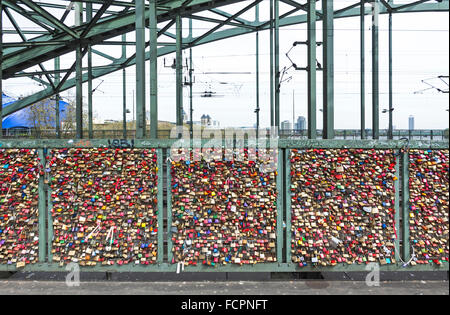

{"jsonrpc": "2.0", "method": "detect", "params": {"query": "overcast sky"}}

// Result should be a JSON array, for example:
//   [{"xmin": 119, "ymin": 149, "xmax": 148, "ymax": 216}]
[{"xmin": 3, "ymin": 0, "xmax": 449, "ymax": 130}]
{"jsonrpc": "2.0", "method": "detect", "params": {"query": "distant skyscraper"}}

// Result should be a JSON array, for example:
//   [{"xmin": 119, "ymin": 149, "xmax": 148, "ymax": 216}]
[
  {"xmin": 281, "ymin": 120, "xmax": 292, "ymax": 130},
  {"xmin": 201, "ymin": 114, "xmax": 212, "ymax": 126},
  {"xmin": 409, "ymin": 116, "xmax": 415, "ymax": 131},
  {"xmin": 296, "ymin": 116, "xmax": 306, "ymax": 131}
]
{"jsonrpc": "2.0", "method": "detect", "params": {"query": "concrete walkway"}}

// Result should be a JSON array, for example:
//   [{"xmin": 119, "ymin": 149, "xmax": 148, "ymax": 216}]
[{"xmin": 0, "ymin": 280, "xmax": 448, "ymax": 295}]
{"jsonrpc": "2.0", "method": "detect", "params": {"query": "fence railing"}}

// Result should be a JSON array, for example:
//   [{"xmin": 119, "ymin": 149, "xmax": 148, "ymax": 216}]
[
  {"xmin": 279, "ymin": 129, "xmax": 449, "ymax": 140},
  {"xmin": 3, "ymin": 129, "xmax": 449, "ymax": 141},
  {"xmin": 0, "ymin": 139, "xmax": 448, "ymax": 272}
]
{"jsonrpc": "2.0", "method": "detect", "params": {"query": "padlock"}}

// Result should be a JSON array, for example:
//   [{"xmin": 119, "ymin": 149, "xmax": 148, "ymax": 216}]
[
  {"xmin": 408, "ymin": 149, "xmax": 449, "ymax": 265},
  {"xmin": 170, "ymin": 148, "xmax": 278, "ymax": 265},
  {"xmin": 290, "ymin": 149, "xmax": 397, "ymax": 266},
  {"xmin": 48, "ymin": 148, "xmax": 159, "ymax": 266},
  {"xmin": 0, "ymin": 149, "xmax": 40, "ymax": 267}
]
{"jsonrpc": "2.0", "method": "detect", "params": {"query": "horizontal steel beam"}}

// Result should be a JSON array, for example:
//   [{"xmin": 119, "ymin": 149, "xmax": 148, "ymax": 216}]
[{"xmin": 0, "ymin": 139, "xmax": 448, "ymax": 149}]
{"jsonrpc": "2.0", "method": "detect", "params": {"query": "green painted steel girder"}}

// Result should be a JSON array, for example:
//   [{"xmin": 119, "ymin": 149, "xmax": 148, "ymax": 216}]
[
  {"xmin": 0, "ymin": 138, "xmax": 447, "ymax": 149},
  {"xmin": 0, "ymin": 0, "xmax": 3, "ymax": 137},
  {"xmin": 122, "ymin": 34, "xmax": 127, "ymax": 139},
  {"xmin": 1, "ymin": 0, "xmax": 244, "ymax": 78},
  {"xmin": 75, "ymin": 2, "xmax": 83, "ymax": 139},
  {"xmin": 150, "ymin": 0, "xmax": 159, "ymax": 139},
  {"xmin": 372, "ymin": 0, "xmax": 380, "ymax": 140},
  {"xmin": 2, "ymin": 0, "xmax": 446, "ymax": 76},
  {"xmin": 307, "ymin": 0, "xmax": 317, "ymax": 140},
  {"xmin": 136, "ymin": 0, "xmax": 146, "ymax": 139},
  {"xmin": 270, "ymin": 0, "xmax": 274, "ymax": 128},
  {"xmin": 360, "ymin": 0, "xmax": 366, "ymax": 140},
  {"xmin": 322, "ymin": 0, "xmax": 335, "ymax": 139},
  {"xmin": 175, "ymin": 14, "xmax": 183, "ymax": 128},
  {"xmin": 2, "ymin": 0, "xmax": 57, "ymax": 34},
  {"xmin": 19, "ymin": 0, "xmax": 80, "ymax": 39},
  {"xmin": 2, "ymin": 0, "xmax": 448, "ymax": 118},
  {"xmin": 274, "ymin": 0, "xmax": 280, "ymax": 132},
  {"xmin": 87, "ymin": 2, "xmax": 94, "ymax": 139}
]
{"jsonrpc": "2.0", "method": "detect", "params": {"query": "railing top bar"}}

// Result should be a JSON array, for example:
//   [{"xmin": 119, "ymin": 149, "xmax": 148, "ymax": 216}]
[
  {"xmin": 0, "ymin": 139, "xmax": 448, "ymax": 149},
  {"xmin": 279, "ymin": 139, "xmax": 449, "ymax": 149}
]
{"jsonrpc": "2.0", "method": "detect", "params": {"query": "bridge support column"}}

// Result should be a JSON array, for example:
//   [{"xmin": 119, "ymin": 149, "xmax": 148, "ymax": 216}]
[
  {"xmin": 388, "ymin": 11, "xmax": 393, "ymax": 140},
  {"xmin": 0, "ymin": 0, "xmax": 3, "ymax": 138},
  {"xmin": 55, "ymin": 57, "xmax": 61, "ymax": 139},
  {"xmin": 323, "ymin": 0, "xmax": 335, "ymax": 139},
  {"xmin": 123, "ymin": 34, "xmax": 127, "ymax": 139},
  {"xmin": 75, "ymin": 2, "xmax": 83, "ymax": 139},
  {"xmin": 372, "ymin": 0, "xmax": 380, "ymax": 140},
  {"xmin": 307, "ymin": 0, "xmax": 317, "ymax": 139},
  {"xmin": 150, "ymin": 0, "xmax": 158, "ymax": 139},
  {"xmin": 274, "ymin": 0, "xmax": 280, "ymax": 133},
  {"xmin": 176, "ymin": 14, "xmax": 183, "ymax": 128},
  {"xmin": 360, "ymin": 0, "xmax": 366, "ymax": 139},
  {"xmin": 136, "ymin": 0, "xmax": 146, "ymax": 139},
  {"xmin": 87, "ymin": 3, "xmax": 94, "ymax": 139}
]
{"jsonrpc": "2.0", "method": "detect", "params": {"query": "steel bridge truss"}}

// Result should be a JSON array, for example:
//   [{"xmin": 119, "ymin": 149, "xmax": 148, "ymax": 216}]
[{"xmin": 0, "ymin": 0, "xmax": 449, "ymax": 139}]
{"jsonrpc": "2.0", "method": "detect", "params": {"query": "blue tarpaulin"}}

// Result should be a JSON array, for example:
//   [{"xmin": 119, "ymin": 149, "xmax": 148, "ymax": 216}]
[{"xmin": 2, "ymin": 93, "xmax": 69, "ymax": 129}]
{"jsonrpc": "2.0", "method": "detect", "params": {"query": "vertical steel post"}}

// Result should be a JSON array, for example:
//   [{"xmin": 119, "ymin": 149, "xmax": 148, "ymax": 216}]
[
  {"xmin": 75, "ymin": 2, "xmax": 83, "ymax": 139},
  {"xmin": 360, "ymin": 0, "xmax": 366, "ymax": 139},
  {"xmin": 285, "ymin": 149, "xmax": 292, "ymax": 264},
  {"xmin": 269, "ymin": 0, "xmax": 274, "ymax": 129},
  {"xmin": 402, "ymin": 150, "xmax": 411, "ymax": 262},
  {"xmin": 157, "ymin": 149, "xmax": 164, "ymax": 263},
  {"xmin": 323, "ymin": 0, "xmax": 335, "ymax": 139},
  {"xmin": 394, "ymin": 152, "xmax": 400, "ymax": 263},
  {"xmin": 0, "ymin": 0, "xmax": 3, "ymax": 138},
  {"xmin": 176, "ymin": 14, "xmax": 183, "ymax": 127},
  {"xmin": 87, "ymin": 3, "xmax": 93, "ymax": 139},
  {"xmin": 167, "ymin": 159, "xmax": 173, "ymax": 264},
  {"xmin": 256, "ymin": 5, "xmax": 260, "ymax": 138},
  {"xmin": 150, "ymin": 0, "xmax": 158, "ymax": 139},
  {"xmin": 189, "ymin": 47, "xmax": 193, "ymax": 138},
  {"xmin": 135, "ymin": 0, "xmax": 146, "ymax": 139},
  {"xmin": 122, "ymin": 34, "xmax": 127, "ymax": 139},
  {"xmin": 276, "ymin": 149, "xmax": 283, "ymax": 263},
  {"xmin": 55, "ymin": 57, "xmax": 61, "ymax": 139},
  {"xmin": 307, "ymin": 0, "xmax": 317, "ymax": 139},
  {"xmin": 47, "ymin": 168, "xmax": 54, "ymax": 262},
  {"xmin": 372, "ymin": 0, "xmax": 380, "ymax": 139},
  {"xmin": 189, "ymin": 19, "xmax": 193, "ymax": 138},
  {"xmin": 38, "ymin": 149, "xmax": 46, "ymax": 262},
  {"xmin": 274, "ymin": 0, "xmax": 280, "ymax": 132},
  {"xmin": 388, "ymin": 12, "xmax": 393, "ymax": 140}
]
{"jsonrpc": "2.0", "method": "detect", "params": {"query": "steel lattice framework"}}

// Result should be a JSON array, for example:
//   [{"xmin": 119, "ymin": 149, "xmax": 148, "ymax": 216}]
[{"xmin": 0, "ymin": 0, "xmax": 449, "ymax": 139}]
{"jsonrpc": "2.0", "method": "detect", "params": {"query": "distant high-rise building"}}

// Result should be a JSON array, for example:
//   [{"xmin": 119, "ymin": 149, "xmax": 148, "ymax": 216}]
[
  {"xmin": 409, "ymin": 116, "xmax": 415, "ymax": 131},
  {"xmin": 201, "ymin": 114, "xmax": 212, "ymax": 126},
  {"xmin": 281, "ymin": 120, "xmax": 292, "ymax": 131},
  {"xmin": 296, "ymin": 116, "xmax": 306, "ymax": 131}
]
